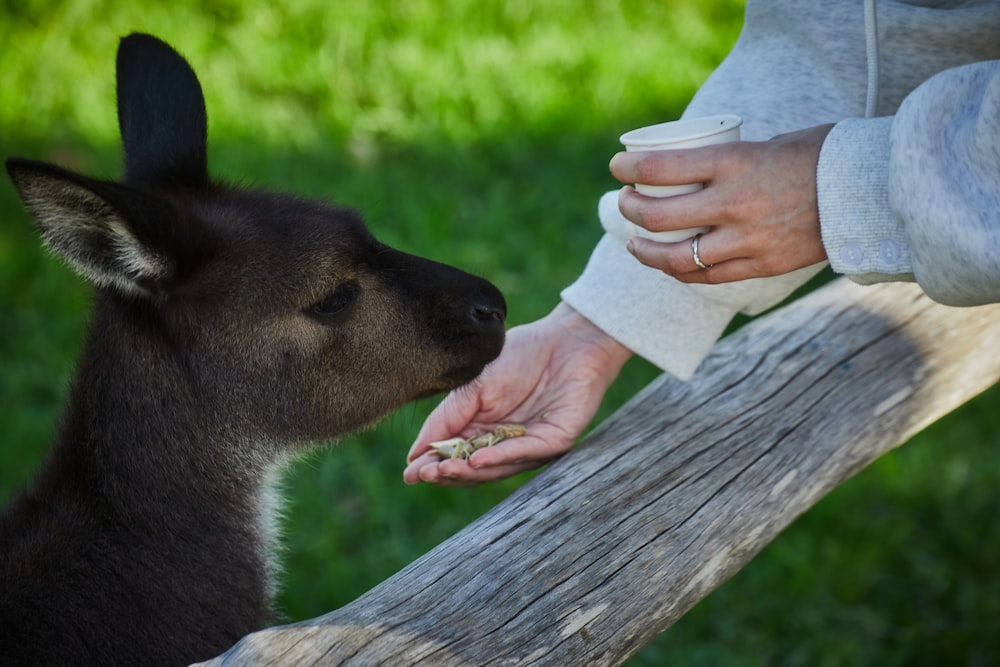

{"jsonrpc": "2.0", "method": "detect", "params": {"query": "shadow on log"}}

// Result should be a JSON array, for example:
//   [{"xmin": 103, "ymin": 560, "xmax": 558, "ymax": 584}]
[{"xmin": 201, "ymin": 278, "xmax": 1000, "ymax": 666}]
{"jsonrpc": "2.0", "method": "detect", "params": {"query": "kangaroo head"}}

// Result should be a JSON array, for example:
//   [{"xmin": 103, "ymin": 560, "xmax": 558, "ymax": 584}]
[{"xmin": 5, "ymin": 34, "xmax": 506, "ymax": 447}]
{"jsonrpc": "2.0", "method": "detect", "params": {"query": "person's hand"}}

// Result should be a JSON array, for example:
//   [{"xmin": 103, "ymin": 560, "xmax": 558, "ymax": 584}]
[
  {"xmin": 610, "ymin": 124, "xmax": 835, "ymax": 283},
  {"xmin": 403, "ymin": 302, "xmax": 632, "ymax": 486}
]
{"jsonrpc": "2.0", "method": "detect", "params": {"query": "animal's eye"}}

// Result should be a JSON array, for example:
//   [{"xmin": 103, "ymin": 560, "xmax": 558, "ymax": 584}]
[{"xmin": 309, "ymin": 281, "xmax": 358, "ymax": 322}]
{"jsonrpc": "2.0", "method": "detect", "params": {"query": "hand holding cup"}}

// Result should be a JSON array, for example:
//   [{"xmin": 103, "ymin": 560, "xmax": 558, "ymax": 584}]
[
  {"xmin": 611, "ymin": 122, "xmax": 835, "ymax": 283},
  {"xmin": 614, "ymin": 115, "xmax": 742, "ymax": 243}
]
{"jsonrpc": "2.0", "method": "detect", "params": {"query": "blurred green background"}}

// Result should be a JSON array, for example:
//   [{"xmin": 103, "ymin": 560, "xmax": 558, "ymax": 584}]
[{"xmin": 1, "ymin": 1, "xmax": 997, "ymax": 664}]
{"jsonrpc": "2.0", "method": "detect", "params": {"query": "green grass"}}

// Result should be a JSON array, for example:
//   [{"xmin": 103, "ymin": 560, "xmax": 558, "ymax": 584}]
[{"xmin": 2, "ymin": 2, "xmax": 998, "ymax": 664}]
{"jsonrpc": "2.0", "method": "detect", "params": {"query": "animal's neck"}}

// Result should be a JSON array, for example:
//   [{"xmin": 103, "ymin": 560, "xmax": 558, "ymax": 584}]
[
  {"xmin": 37, "ymin": 295, "xmax": 281, "ymax": 619},
  {"xmin": 62, "ymin": 298, "xmax": 265, "ymax": 499}
]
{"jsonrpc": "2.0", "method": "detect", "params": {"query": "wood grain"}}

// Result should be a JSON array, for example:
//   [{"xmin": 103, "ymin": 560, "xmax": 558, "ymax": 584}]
[{"xmin": 200, "ymin": 279, "xmax": 1000, "ymax": 666}]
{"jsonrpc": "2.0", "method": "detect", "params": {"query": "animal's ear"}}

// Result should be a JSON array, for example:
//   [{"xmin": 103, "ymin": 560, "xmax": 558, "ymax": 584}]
[
  {"xmin": 117, "ymin": 33, "xmax": 208, "ymax": 189},
  {"xmin": 6, "ymin": 158, "xmax": 194, "ymax": 298}
]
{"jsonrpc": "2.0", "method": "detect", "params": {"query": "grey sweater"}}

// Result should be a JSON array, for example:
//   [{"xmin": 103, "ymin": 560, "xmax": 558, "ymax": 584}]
[{"xmin": 562, "ymin": 0, "xmax": 1000, "ymax": 380}]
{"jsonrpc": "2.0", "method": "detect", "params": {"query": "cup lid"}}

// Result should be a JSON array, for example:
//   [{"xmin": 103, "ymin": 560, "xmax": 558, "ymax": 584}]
[{"xmin": 620, "ymin": 114, "xmax": 743, "ymax": 147}]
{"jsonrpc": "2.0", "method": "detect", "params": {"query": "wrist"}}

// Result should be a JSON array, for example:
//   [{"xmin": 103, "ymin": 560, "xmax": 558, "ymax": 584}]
[{"xmin": 550, "ymin": 301, "xmax": 633, "ymax": 373}]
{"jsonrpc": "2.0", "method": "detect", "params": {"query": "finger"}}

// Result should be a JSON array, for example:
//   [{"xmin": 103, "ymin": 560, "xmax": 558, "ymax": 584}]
[
  {"xmin": 403, "ymin": 453, "xmax": 542, "ymax": 486},
  {"xmin": 466, "ymin": 426, "xmax": 570, "ymax": 469},
  {"xmin": 628, "ymin": 235, "xmax": 714, "ymax": 277},
  {"xmin": 407, "ymin": 385, "xmax": 482, "ymax": 462},
  {"xmin": 617, "ymin": 186, "xmax": 720, "ymax": 234},
  {"xmin": 407, "ymin": 416, "xmax": 567, "ymax": 479},
  {"xmin": 673, "ymin": 257, "xmax": 787, "ymax": 284},
  {"xmin": 677, "ymin": 257, "xmax": 782, "ymax": 284},
  {"xmin": 610, "ymin": 148, "xmax": 719, "ymax": 188},
  {"xmin": 403, "ymin": 452, "xmax": 454, "ymax": 485},
  {"xmin": 403, "ymin": 419, "xmax": 569, "ymax": 484},
  {"xmin": 406, "ymin": 457, "xmax": 483, "ymax": 487}
]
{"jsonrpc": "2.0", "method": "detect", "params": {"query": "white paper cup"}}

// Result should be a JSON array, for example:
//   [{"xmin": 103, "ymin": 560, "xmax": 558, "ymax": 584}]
[{"xmin": 617, "ymin": 114, "xmax": 742, "ymax": 242}]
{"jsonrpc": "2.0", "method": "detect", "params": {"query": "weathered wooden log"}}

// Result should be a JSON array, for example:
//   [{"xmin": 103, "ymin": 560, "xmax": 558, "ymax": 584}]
[{"xmin": 201, "ymin": 278, "xmax": 1000, "ymax": 666}]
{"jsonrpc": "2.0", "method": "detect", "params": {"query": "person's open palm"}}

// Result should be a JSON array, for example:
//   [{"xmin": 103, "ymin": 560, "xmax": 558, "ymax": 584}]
[{"xmin": 404, "ymin": 303, "xmax": 631, "ymax": 486}]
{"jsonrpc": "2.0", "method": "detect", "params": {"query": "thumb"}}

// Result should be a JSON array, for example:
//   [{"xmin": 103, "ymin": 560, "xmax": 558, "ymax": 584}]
[{"xmin": 407, "ymin": 384, "xmax": 482, "ymax": 462}]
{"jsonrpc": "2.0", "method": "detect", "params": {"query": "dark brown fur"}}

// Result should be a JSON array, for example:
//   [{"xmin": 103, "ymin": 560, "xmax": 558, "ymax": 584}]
[{"xmin": 0, "ymin": 34, "xmax": 505, "ymax": 666}]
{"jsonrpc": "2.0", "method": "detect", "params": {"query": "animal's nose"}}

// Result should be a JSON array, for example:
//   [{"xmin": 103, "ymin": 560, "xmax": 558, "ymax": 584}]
[
  {"xmin": 468, "ymin": 293, "xmax": 506, "ymax": 330},
  {"xmin": 471, "ymin": 303, "xmax": 505, "ymax": 326}
]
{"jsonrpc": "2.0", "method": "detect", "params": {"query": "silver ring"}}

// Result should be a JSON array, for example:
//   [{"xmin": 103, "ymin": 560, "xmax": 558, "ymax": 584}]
[{"xmin": 692, "ymin": 234, "xmax": 712, "ymax": 270}]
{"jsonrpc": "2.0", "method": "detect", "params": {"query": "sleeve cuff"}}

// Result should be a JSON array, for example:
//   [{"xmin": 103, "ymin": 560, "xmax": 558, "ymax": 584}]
[
  {"xmin": 563, "ymin": 191, "xmax": 828, "ymax": 379},
  {"xmin": 561, "ymin": 233, "xmax": 736, "ymax": 380},
  {"xmin": 817, "ymin": 117, "xmax": 915, "ymax": 281}
]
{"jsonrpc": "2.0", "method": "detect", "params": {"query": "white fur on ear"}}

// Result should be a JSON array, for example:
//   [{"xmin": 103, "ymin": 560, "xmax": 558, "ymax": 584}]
[
  {"xmin": 101, "ymin": 215, "xmax": 173, "ymax": 296},
  {"xmin": 11, "ymin": 166, "xmax": 173, "ymax": 298}
]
